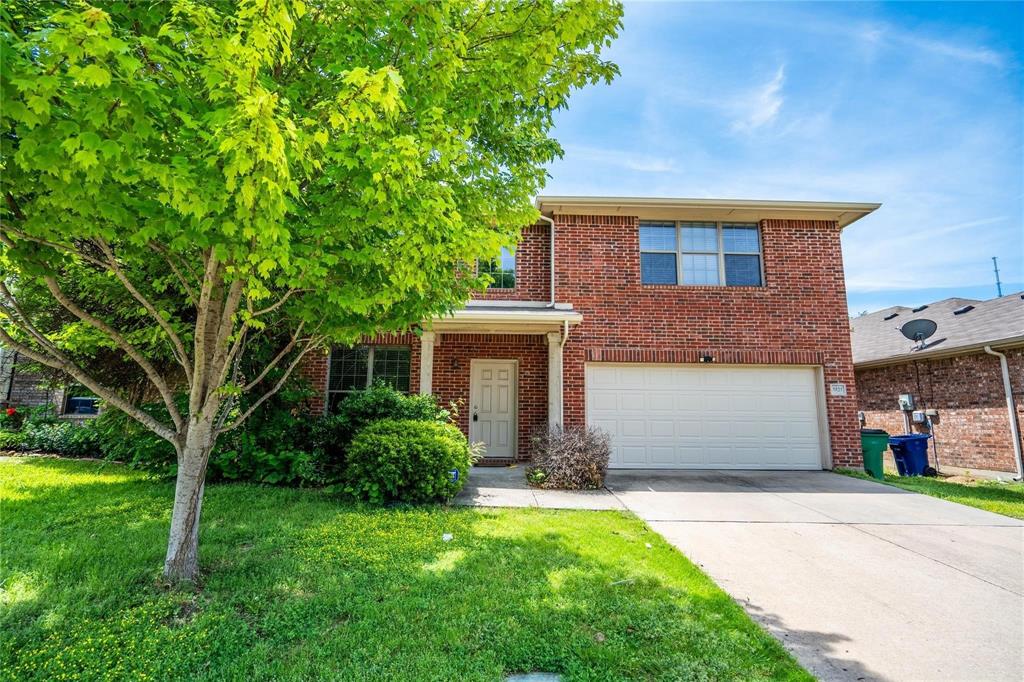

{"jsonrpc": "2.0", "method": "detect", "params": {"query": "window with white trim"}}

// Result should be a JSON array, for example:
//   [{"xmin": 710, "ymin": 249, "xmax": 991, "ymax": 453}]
[
  {"xmin": 478, "ymin": 246, "xmax": 516, "ymax": 289},
  {"xmin": 640, "ymin": 221, "xmax": 763, "ymax": 286},
  {"xmin": 327, "ymin": 346, "xmax": 411, "ymax": 412}
]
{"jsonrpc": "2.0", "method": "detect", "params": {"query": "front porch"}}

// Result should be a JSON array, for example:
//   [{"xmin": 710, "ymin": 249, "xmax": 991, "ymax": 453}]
[{"xmin": 420, "ymin": 303, "xmax": 582, "ymax": 462}]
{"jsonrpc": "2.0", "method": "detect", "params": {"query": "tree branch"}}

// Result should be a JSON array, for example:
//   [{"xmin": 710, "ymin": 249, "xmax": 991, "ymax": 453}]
[
  {"xmin": 189, "ymin": 249, "xmax": 220, "ymax": 416},
  {"xmin": 0, "ymin": 325, "xmax": 176, "ymax": 442},
  {"xmin": 216, "ymin": 335, "xmax": 324, "ymax": 435},
  {"xmin": 96, "ymin": 239, "xmax": 193, "ymax": 384},
  {"xmin": 250, "ymin": 287, "xmax": 308, "ymax": 317},
  {"xmin": 42, "ymin": 275, "xmax": 184, "ymax": 432},
  {"xmin": 241, "ymin": 321, "xmax": 305, "ymax": 392},
  {"xmin": 149, "ymin": 241, "xmax": 199, "ymax": 304}
]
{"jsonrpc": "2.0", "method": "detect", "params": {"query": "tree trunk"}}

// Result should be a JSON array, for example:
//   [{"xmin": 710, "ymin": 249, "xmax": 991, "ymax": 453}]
[{"xmin": 163, "ymin": 420, "xmax": 214, "ymax": 583}]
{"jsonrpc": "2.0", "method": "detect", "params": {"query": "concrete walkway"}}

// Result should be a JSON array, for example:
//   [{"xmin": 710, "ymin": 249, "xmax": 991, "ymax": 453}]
[
  {"xmin": 454, "ymin": 465, "xmax": 623, "ymax": 510},
  {"xmin": 456, "ymin": 467, "xmax": 1024, "ymax": 681}
]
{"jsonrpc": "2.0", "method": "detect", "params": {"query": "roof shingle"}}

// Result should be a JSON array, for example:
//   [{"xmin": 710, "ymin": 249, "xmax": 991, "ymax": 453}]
[{"xmin": 851, "ymin": 292, "xmax": 1024, "ymax": 366}]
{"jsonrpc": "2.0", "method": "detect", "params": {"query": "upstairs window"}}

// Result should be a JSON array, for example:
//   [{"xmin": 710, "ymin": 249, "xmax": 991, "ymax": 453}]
[
  {"xmin": 327, "ymin": 346, "xmax": 410, "ymax": 412},
  {"xmin": 640, "ymin": 221, "xmax": 763, "ymax": 287},
  {"xmin": 478, "ymin": 246, "xmax": 516, "ymax": 289}
]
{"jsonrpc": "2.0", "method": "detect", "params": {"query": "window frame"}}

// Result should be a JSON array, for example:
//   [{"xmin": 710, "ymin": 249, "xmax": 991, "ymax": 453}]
[
  {"xmin": 477, "ymin": 246, "xmax": 516, "ymax": 290},
  {"xmin": 326, "ymin": 345, "xmax": 412, "ymax": 412},
  {"xmin": 640, "ymin": 220, "xmax": 765, "ymax": 287}
]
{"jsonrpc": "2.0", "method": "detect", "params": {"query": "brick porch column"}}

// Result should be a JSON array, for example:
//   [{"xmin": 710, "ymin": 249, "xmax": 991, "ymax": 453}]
[
  {"xmin": 547, "ymin": 331, "xmax": 563, "ymax": 429},
  {"xmin": 419, "ymin": 331, "xmax": 436, "ymax": 395}
]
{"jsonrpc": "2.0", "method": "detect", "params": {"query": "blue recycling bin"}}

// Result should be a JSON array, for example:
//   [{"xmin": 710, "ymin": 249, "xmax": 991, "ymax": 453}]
[{"xmin": 888, "ymin": 434, "xmax": 931, "ymax": 476}]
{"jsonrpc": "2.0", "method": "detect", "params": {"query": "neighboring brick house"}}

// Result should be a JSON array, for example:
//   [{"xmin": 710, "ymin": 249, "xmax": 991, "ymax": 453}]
[
  {"xmin": 301, "ymin": 196, "xmax": 880, "ymax": 470},
  {"xmin": 852, "ymin": 293, "xmax": 1024, "ymax": 476},
  {"xmin": 0, "ymin": 347, "xmax": 63, "ymax": 411}
]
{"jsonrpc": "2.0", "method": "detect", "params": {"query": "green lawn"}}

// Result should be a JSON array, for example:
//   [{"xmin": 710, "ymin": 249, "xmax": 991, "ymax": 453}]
[
  {"xmin": 0, "ymin": 457, "xmax": 808, "ymax": 681},
  {"xmin": 839, "ymin": 469, "xmax": 1024, "ymax": 519}
]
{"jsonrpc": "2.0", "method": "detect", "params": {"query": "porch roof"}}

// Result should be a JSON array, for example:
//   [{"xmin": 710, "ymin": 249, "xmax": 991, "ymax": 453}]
[{"xmin": 429, "ymin": 303, "xmax": 583, "ymax": 333}]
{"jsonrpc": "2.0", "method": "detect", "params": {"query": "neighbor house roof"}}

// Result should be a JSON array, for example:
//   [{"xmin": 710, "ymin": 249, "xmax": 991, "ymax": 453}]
[
  {"xmin": 851, "ymin": 292, "xmax": 1024, "ymax": 367},
  {"xmin": 535, "ymin": 196, "xmax": 881, "ymax": 228}
]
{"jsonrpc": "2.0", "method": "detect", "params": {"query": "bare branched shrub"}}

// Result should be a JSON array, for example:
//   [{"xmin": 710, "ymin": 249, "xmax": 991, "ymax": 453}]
[{"xmin": 527, "ymin": 425, "xmax": 611, "ymax": 489}]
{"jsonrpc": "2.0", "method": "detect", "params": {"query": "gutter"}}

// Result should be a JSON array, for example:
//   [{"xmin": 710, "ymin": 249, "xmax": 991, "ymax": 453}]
[
  {"xmin": 984, "ymin": 346, "xmax": 1024, "ymax": 480},
  {"xmin": 537, "ymin": 213, "xmax": 556, "ymax": 308}
]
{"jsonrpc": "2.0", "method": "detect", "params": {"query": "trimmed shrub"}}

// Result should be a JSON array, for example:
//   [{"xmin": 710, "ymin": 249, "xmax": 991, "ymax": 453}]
[
  {"xmin": 314, "ymin": 384, "xmax": 450, "ymax": 476},
  {"xmin": 343, "ymin": 419, "xmax": 472, "ymax": 503},
  {"xmin": 527, "ymin": 425, "xmax": 611, "ymax": 490}
]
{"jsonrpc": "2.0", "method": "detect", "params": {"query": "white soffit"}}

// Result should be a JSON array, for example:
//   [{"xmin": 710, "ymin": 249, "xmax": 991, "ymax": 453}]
[{"xmin": 536, "ymin": 196, "xmax": 881, "ymax": 228}]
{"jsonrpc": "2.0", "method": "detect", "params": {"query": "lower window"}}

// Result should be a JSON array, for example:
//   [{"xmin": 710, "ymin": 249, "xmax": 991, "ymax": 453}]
[{"xmin": 327, "ymin": 346, "xmax": 411, "ymax": 412}]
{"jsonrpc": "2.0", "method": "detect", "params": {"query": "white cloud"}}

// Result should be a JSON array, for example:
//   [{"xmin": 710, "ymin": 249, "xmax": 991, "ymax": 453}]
[
  {"xmin": 731, "ymin": 65, "xmax": 786, "ymax": 133},
  {"xmin": 899, "ymin": 33, "xmax": 1004, "ymax": 68}
]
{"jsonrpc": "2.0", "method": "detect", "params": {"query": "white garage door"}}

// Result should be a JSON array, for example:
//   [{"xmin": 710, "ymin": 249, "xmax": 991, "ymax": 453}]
[{"xmin": 587, "ymin": 364, "xmax": 825, "ymax": 469}]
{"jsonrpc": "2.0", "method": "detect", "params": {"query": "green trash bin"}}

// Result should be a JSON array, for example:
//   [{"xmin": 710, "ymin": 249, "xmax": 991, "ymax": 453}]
[{"xmin": 860, "ymin": 428, "xmax": 889, "ymax": 480}]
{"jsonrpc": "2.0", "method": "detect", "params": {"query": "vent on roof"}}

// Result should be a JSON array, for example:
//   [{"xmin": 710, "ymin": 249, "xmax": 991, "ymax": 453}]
[
  {"xmin": 912, "ymin": 305, "xmax": 928, "ymax": 313},
  {"xmin": 883, "ymin": 312, "xmax": 899, "ymax": 321},
  {"xmin": 953, "ymin": 305, "xmax": 975, "ymax": 315}
]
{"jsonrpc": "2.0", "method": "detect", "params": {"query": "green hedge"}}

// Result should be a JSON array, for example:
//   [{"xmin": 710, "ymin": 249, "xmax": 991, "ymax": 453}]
[{"xmin": 343, "ymin": 419, "xmax": 472, "ymax": 504}]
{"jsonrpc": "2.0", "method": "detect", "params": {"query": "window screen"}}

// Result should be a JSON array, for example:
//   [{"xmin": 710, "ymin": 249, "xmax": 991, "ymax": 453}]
[
  {"xmin": 327, "ymin": 346, "xmax": 411, "ymax": 412},
  {"xmin": 640, "ymin": 221, "xmax": 762, "ymax": 287}
]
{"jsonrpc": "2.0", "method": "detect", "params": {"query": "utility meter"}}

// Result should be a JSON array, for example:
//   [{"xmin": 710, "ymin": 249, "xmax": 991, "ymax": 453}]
[
  {"xmin": 912, "ymin": 410, "xmax": 926, "ymax": 424},
  {"xmin": 898, "ymin": 394, "xmax": 915, "ymax": 411}
]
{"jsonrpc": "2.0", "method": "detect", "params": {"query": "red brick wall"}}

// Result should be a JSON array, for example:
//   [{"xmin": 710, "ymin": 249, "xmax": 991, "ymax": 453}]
[
  {"xmin": 474, "ymin": 223, "xmax": 551, "ymax": 302},
  {"xmin": 856, "ymin": 348, "xmax": 1024, "ymax": 473},
  {"xmin": 553, "ymin": 214, "xmax": 861, "ymax": 468},
  {"xmin": 430, "ymin": 333, "xmax": 547, "ymax": 460}
]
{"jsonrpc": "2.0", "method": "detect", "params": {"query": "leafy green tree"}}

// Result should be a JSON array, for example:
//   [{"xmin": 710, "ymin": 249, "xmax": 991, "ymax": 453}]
[{"xmin": 0, "ymin": 0, "xmax": 620, "ymax": 581}]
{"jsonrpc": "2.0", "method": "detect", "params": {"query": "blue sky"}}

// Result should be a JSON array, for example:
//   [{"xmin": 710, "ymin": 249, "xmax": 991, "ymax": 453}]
[{"xmin": 544, "ymin": 1, "xmax": 1023, "ymax": 313}]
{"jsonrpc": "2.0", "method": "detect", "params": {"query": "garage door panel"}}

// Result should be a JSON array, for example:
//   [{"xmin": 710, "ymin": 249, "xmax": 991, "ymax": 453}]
[
  {"xmin": 648, "ymin": 420, "xmax": 675, "ymax": 438},
  {"xmin": 648, "ymin": 445, "xmax": 679, "ymax": 465},
  {"xmin": 620, "ymin": 420, "xmax": 647, "ymax": 438},
  {"xmin": 588, "ymin": 364, "xmax": 824, "ymax": 470}
]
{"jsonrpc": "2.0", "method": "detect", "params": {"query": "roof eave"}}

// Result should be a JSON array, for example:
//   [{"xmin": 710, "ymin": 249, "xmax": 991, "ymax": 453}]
[{"xmin": 536, "ymin": 196, "xmax": 881, "ymax": 228}]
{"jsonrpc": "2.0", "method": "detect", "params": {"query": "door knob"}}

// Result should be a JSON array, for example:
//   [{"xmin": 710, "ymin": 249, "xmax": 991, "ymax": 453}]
[{"xmin": 472, "ymin": 412, "xmax": 478, "ymax": 421}]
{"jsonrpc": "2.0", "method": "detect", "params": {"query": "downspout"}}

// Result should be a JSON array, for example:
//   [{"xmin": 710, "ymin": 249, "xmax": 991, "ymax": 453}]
[
  {"xmin": 537, "ymin": 213, "xmax": 556, "ymax": 308},
  {"xmin": 984, "ymin": 346, "xmax": 1024, "ymax": 480}
]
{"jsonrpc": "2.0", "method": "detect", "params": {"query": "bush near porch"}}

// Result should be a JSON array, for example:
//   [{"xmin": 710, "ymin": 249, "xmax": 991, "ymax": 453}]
[
  {"xmin": 527, "ymin": 425, "xmax": 611, "ymax": 490},
  {"xmin": 0, "ymin": 457, "xmax": 811, "ymax": 681}
]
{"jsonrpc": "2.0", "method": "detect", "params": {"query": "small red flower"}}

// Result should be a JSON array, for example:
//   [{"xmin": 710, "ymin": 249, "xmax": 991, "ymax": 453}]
[{"xmin": 5, "ymin": 407, "xmax": 15, "ymax": 417}]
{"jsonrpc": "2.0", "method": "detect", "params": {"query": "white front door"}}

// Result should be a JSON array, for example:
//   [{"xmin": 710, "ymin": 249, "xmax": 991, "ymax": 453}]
[{"xmin": 470, "ymin": 360, "xmax": 517, "ymax": 459}]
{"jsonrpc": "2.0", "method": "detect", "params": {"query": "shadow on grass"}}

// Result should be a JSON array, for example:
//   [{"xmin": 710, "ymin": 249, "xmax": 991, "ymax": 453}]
[{"xmin": 0, "ymin": 457, "xmax": 857, "ymax": 681}]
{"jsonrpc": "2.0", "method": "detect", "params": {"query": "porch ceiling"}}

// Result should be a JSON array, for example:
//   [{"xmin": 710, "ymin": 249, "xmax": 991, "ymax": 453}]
[{"xmin": 428, "ymin": 304, "xmax": 583, "ymax": 333}]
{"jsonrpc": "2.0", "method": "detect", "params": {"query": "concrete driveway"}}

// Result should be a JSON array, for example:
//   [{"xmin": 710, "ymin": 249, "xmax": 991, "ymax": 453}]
[{"xmin": 605, "ymin": 470, "xmax": 1024, "ymax": 682}]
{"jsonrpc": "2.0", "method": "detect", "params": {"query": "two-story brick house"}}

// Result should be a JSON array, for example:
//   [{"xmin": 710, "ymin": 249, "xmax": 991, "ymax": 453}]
[{"xmin": 300, "ymin": 196, "xmax": 879, "ymax": 470}]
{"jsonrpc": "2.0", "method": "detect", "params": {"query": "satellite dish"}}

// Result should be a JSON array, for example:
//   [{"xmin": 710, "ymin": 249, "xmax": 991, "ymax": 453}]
[{"xmin": 900, "ymin": 318, "xmax": 937, "ymax": 345}]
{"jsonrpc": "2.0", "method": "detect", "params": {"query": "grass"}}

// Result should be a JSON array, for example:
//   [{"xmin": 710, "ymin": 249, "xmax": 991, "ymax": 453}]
[
  {"xmin": 839, "ymin": 469, "xmax": 1024, "ymax": 519},
  {"xmin": 0, "ymin": 457, "xmax": 809, "ymax": 681}
]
